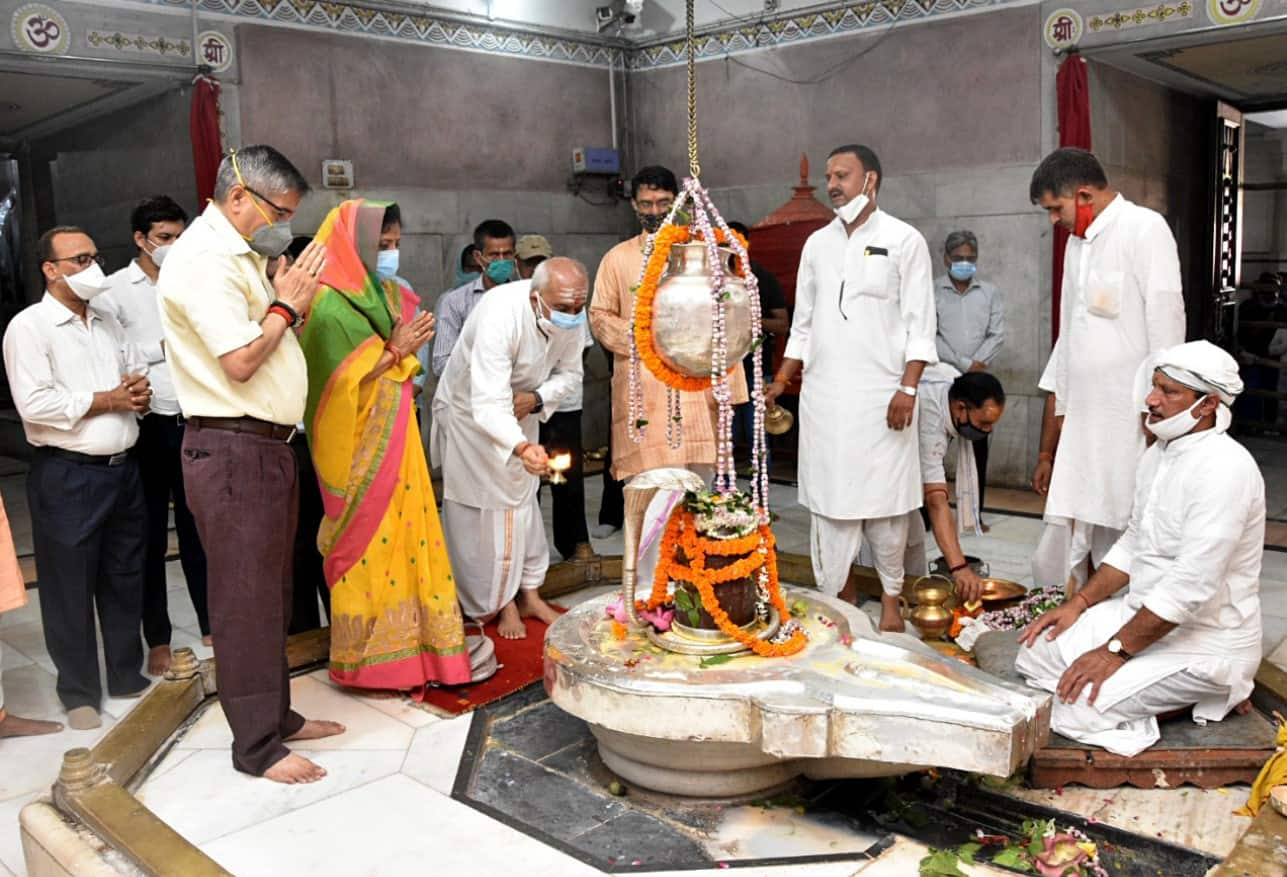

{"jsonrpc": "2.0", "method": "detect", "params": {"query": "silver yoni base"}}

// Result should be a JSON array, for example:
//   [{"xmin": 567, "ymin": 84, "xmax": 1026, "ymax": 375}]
[{"xmin": 544, "ymin": 589, "xmax": 1051, "ymax": 798}]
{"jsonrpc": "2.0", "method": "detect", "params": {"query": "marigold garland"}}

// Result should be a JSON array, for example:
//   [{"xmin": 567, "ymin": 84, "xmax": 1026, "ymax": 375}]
[
  {"xmin": 633, "ymin": 225, "xmax": 748, "ymax": 393},
  {"xmin": 640, "ymin": 508, "xmax": 805, "ymax": 658}
]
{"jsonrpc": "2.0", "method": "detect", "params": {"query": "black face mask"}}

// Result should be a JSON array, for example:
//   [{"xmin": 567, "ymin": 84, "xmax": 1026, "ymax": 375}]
[
  {"xmin": 955, "ymin": 413, "xmax": 989, "ymax": 442},
  {"xmin": 637, "ymin": 212, "xmax": 664, "ymax": 233}
]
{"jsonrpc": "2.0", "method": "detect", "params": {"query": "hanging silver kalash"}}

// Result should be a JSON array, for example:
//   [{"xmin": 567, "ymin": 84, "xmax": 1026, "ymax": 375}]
[
  {"xmin": 607, "ymin": 0, "xmax": 791, "ymax": 658},
  {"xmin": 539, "ymin": 0, "xmax": 1049, "ymax": 797}
]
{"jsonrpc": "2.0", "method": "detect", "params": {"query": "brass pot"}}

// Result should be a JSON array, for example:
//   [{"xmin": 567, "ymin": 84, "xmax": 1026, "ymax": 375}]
[
  {"xmin": 764, "ymin": 404, "xmax": 794, "ymax": 435},
  {"xmin": 900, "ymin": 575, "xmax": 955, "ymax": 640},
  {"xmin": 650, "ymin": 242, "xmax": 754, "ymax": 378}
]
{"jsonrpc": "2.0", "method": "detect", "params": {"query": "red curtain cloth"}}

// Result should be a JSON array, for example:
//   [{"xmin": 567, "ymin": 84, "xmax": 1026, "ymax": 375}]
[
  {"xmin": 190, "ymin": 74, "xmax": 222, "ymax": 207},
  {"xmin": 1052, "ymin": 52, "xmax": 1091, "ymax": 341}
]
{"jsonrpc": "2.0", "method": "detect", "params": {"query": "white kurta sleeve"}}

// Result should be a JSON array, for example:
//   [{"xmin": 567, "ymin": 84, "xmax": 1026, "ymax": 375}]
[
  {"xmin": 535, "ymin": 332, "xmax": 584, "ymax": 422},
  {"xmin": 2, "ymin": 321, "xmax": 94, "ymax": 430},
  {"xmin": 468, "ymin": 316, "xmax": 528, "ymax": 462},
  {"xmin": 1138, "ymin": 463, "xmax": 1249, "ymax": 625},
  {"xmin": 899, "ymin": 232, "xmax": 938, "ymax": 365},
  {"xmin": 1138, "ymin": 214, "xmax": 1185, "ymax": 356},
  {"xmin": 1039, "ymin": 336, "xmax": 1065, "ymax": 416},
  {"xmin": 783, "ymin": 240, "xmax": 815, "ymax": 363}
]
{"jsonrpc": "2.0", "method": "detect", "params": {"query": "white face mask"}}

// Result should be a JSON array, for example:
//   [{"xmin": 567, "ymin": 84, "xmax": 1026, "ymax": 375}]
[
  {"xmin": 834, "ymin": 173, "xmax": 875, "ymax": 224},
  {"xmin": 1144, "ymin": 396, "xmax": 1207, "ymax": 442},
  {"xmin": 61, "ymin": 263, "xmax": 108, "ymax": 301},
  {"xmin": 147, "ymin": 239, "xmax": 171, "ymax": 267}
]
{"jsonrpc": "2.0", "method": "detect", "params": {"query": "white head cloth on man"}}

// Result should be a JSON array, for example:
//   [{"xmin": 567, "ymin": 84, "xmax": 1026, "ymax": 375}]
[{"xmin": 1152, "ymin": 340, "xmax": 1244, "ymax": 433}]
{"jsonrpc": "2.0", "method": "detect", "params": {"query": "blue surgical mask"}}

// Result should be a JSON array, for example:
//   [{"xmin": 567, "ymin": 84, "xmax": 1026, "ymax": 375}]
[
  {"xmin": 376, "ymin": 248, "xmax": 399, "ymax": 280},
  {"xmin": 550, "ymin": 308, "xmax": 587, "ymax": 331},
  {"xmin": 485, "ymin": 258, "xmax": 516, "ymax": 284},
  {"xmin": 949, "ymin": 261, "xmax": 977, "ymax": 282}
]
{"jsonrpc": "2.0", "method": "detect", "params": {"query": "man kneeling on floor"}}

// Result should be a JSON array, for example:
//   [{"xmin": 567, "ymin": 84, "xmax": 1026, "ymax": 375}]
[{"xmin": 1016, "ymin": 341, "xmax": 1264, "ymax": 757}]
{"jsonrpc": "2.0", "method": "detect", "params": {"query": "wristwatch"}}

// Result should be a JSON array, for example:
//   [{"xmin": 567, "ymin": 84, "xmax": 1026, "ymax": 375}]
[
  {"xmin": 531, "ymin": 391, "xmax": 544, "ymax": 414},
  {"xmin": 898, "ymin": 385, "xmax": 918, "ymax": 397},
  {"xmin": 1106, "ymin": 638, "xmax": 1133, "ymax": 660}
]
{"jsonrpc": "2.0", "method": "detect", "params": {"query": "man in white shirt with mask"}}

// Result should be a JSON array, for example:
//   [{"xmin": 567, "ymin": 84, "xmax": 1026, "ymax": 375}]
[
  {"xmin": 765, "ymin": 144, "xmax": 937, "ymax": 632},
  {"xmin": 1027, "ymin": 148, "xmax": 1184, "ymax": 592},
  {"xmin": 101, "ymin": 196, "xmax": 210, "ymax": 677},
  {"xmin": 431, "ymin": 257, "xmax": 586, "ymax": 639},
  {"xmin": 1017, "ymin": 341, "xmax": 1263, "ymax": 757},
  {"xmin": 3, "ymin": 227, "xmax": 153, "ymax": 730}
]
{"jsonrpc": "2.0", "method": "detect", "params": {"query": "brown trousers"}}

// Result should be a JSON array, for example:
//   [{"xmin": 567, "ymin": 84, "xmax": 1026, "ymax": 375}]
[{"xmin": 182, "ymin": 422, "xmax": 304, "ymax": 775}]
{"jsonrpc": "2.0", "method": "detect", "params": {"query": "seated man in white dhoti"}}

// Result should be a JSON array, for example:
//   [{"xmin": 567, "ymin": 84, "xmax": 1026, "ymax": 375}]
[
  {"xmin": 431, "ymin": 257, "xmax": 588, "ymax": 639},
  {"xmin": 1016, "ymin": 341, "xmax": 1263, "ymax": 757}
]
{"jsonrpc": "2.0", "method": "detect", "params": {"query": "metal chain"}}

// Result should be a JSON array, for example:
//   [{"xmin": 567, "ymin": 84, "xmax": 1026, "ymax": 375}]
[{"xmin": 685, "ymin": 0, "xmax": 700, "ymax": 179}]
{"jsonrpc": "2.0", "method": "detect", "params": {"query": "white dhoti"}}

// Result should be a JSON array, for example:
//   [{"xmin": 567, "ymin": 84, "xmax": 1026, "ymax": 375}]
[
  {"xmin": 858, "ymin": 510, "xmax": 928, "ymax": 583},
  {"xmin": 1015, "ymin": 598, "xmax": 1236, "ymax": 757},
  {"xmin": 1031, "ymin": 519, "xmax": 1122, "ymax": 592},
  {"xmin": 811, "ymin": 512, "xmax": 910, "ymax": 597},
  {"xmin": 442, "ymin": 497, "xmax": 549, "ymax": 622}
]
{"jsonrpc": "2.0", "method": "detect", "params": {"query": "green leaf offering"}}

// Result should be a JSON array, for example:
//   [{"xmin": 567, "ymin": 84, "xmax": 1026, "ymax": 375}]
[
  {"xmin": 918, "ymin": 848, "xmax": 968, "ymax": 877},
  {"xmin": 990, "ymin": 847, "xmax": 1033, "ymax": 871},
  {"xmin": 699, "ymin": 654, "xmax": 733, "ymax": 668},
  {"xmin": 955, "ymin": 842, "xmax": 981, "ymax": 864}
]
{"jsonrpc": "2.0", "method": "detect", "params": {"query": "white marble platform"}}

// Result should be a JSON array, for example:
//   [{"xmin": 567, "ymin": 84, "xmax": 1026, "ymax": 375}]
[{"xmin": 1, "ymin": 472, "xmax": 1284, "ymax": 876}]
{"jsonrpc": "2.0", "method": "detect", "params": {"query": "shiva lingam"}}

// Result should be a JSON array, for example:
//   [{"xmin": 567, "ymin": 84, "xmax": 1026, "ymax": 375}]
[
  {"xmin": 543, "ymin": 0, "xmax": 1049, "ymax": 799},
  {"xmin": 546, "ymin": 452, "xmax": 572, "ymax": 486}
]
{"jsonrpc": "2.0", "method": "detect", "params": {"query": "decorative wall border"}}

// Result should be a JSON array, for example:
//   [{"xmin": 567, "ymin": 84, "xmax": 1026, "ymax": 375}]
[
  {"xmin": 128, "ymin": 0, "xmax": 625, "ymax": 68},
  {"xmin": 629, "ymin": 0, "xmax": 1022, "ymax": 69},
  {"xmin": 110, "ymin": 0, "xmax": 1033, "ymax": 72}
]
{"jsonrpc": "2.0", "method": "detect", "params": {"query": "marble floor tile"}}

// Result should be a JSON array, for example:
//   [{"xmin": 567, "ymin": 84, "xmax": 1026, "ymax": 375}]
[
  {"xmin": 0, "ymin": 643, "xmax": 32, "ymax": 672},
  {"xmin": 400, "ymin": 713, "xmax": 474, "ymax": 795},
  {"xmin": 200, "ymin": 774, "xmax": 601, "ymax": 877},
  {"xmin": 0, "ymin": 792, "xmax": 38, "ymax": 877},
  {"xmin": 0, "ymin": 666, "xmax": 118, "ymax": 800},
  {"xmin": 0, "ymin": 622, "xmax": 54, "ymax": 675},
  {"xmin": 703, "ymin": 805, "xmax": 882, "ymax": 861},
  {"xmin": 175, "ymin": 676, "xmax": 416, "ymax": 752},
  {"xmin": 0, "ymin": 593, "xmax": 37, "ymax": 631},
  {"xmin": 138, "ymin": 749, "xmax": 406, "ymax": 846},
  {"xmin": 303, "ymin": 668, "xmax": 441, "ymax": 730},
  {"xmin": 1004, "ymin": 784, "xmax": 1251, "ymax": 859}
]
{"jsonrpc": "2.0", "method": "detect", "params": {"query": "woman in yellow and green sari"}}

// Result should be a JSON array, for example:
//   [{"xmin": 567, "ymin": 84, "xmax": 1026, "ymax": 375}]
[{"xmin": 302, "ymin": 199, "xmax": 471, "ymax": 690}]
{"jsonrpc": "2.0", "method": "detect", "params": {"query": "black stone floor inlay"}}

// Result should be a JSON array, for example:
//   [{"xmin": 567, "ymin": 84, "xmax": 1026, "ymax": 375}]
[{"xmin": 451, "ymin": 683, "xmax": 1223, "ymax": 874}]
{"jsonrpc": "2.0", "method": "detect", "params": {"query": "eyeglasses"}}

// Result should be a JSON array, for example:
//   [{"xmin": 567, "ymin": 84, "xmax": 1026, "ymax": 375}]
[
  {"xmin": 245, "ymin": 186, "xmax": 292, "ymax": 221},
  {"xmin": 48, "ymin": 253, "xmax": 105, "ymax": 270}
]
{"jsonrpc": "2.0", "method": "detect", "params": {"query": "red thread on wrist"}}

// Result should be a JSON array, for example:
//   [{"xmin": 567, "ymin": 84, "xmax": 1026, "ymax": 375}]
[
  {"xmin": 386, "ymin": 342, "xmax": 405, "ymax": 361},
  {"xmin": 267, "ymin": 305, "xmax": 294, "ymax": 326},
  {"xmin": 949, "ymin": 561, "xmax": 970, "ymax": 574}
]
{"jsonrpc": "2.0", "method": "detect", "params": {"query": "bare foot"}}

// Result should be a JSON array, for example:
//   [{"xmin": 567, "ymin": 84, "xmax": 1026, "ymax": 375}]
[
  {"xmin": 1235, "ymin": 698, "xmax": 1254, "ymax": 716},
  {"xmin": 497, "ymin": 601, "xmax": 527, "ymax": 639},
  {"xmin": 148, "ymin": 645, "xmax": 171, "ymax": 676},
  {"xmin": 837, "ymin": 579, "xmax": 859, "ymax": 605},
  {"xmin": 0, "ymin": 711, "xmax": 63, "ymax": 737},
  {"xmin": 201, "ymin": 635, "xmax": 213, "ymax": 647},
  {"xmin": 284, "ymin": 719, "xmax": 346, "ymax": 742},
  {"xmin": 263, "ymin": 752, "xmax": 327, "ymax": 784},
  {"xmin": 516, "ymin": 589, "xmax": 561, "ymax": 625},
  {"xmin": 878, "ymin": 594, "xmax": 905, "ymax": 633}
]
